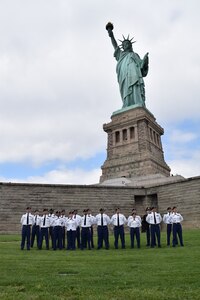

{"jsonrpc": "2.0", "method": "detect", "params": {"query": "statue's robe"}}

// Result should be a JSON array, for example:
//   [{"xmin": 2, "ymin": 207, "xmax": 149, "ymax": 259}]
[{"xmin": 114, "ymin": 47, "xmax": 148, "ymax": 108}]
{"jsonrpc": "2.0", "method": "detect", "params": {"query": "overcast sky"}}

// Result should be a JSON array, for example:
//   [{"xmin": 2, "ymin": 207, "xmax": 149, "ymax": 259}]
[{"xmin": 0, "ymin": 0, "xmax": 200, "ymax": 184}]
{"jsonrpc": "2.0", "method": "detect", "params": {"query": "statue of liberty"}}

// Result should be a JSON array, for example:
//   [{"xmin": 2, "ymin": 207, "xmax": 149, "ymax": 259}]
[{"xmin": 106, "ymin": 23, "xmax": 149, "ymax": 108}]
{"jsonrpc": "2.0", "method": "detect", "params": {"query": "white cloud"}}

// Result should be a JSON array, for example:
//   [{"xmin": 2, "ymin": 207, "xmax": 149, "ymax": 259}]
[
  {"xmin": 169, "ymin": 157, "xmax": 200, "ymax": 178},
  {"xmin": 170, "ymin": 130, "xmax": 198, "ymax": 143},
  {"xmin": 0, "ymin": 1, "xmax": 200, "ymax": 181},
  {"xmin": 0, "ymin": 167, "xmax": 101, "ymax": 185}
]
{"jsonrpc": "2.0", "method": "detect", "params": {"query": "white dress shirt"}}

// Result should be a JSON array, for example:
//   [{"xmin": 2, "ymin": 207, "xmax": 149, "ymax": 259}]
[
  {"xmin": 51, "ymin": 216, "xmax": 64, "ymax": 227},
  {"xmin": 73, "ymin": 214, "xmax": 82, "ymax": 227},
  {"xmin": 20, "ymin": 213, "xmax": 34, "ymax": 226},
  {"xmin": 110, "ymin": 213, "xmax": 127, "ymax": 226},
  {"xmin": 127, "ymin": 215, "xmax": 141, "ymax": 228},
  {"xmin": 169, "ymin": 212, "xmax": 183, "ymax": 223},
  {"xmin": 146, "ymin": 212, "xmax": 162, "ymax": 225},
  {"xmin": 80, "ymin": 214, "xmax": 94, "ymax": 227},
  {"xmin": 65, "ymin": 218, "xmax": 78, "ymax": 231},
  {"xmin": 48, "ymin": 214, "xmax": 56, "ymax": 226},
  {"xmin": 163, "ymin": 213, "xmax": 172, "ymax": 224},
  {"xmin": 95, "ymin": 213, "xmax": 111, "ymax": 226},
  {"xmin": 33, "ymin": 215, "xmax": 41, "ymax": 226},
  {"xmin": 40, "ymin": 215, "xmax": 51, "ymax": 228}
]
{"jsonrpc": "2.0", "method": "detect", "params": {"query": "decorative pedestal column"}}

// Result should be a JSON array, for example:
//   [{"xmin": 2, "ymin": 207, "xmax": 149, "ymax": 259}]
[{"xmin": 100, "ymin": 107, "xmax": 170, "ymax": 182}]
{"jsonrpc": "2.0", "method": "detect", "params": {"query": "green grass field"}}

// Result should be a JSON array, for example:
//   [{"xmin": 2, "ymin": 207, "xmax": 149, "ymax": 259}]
[{"xmin": 0, "ymin": 230, "xmax": 200, "ymax": 300}]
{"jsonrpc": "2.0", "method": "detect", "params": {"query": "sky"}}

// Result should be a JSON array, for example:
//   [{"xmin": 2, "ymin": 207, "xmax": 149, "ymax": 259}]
[{"xmin": 0, "ymin": 0, "xmax": 200, "ymax": 185}]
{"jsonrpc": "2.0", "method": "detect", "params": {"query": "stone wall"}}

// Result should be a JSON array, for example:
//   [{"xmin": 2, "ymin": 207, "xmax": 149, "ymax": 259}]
[
  {"xmin": 146, "ymin": 176, "xmax": 200, "ymax": 229},
  {"xmin": 0, "ymin": 176, "xmax": 200, "ymax": 233},
  {"xmin": 0, "ymin": 182, "xmax": 144, "ymax": 234}
]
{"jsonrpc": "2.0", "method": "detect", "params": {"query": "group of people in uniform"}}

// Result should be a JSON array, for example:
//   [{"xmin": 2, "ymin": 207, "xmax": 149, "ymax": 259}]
[
  {"xmin": 141, "ymin": 206, "xmax": 184, "ymax": 248},
  {"xmin": 20, "ymin": 206, "xmax": 184, "ymax": 251}
]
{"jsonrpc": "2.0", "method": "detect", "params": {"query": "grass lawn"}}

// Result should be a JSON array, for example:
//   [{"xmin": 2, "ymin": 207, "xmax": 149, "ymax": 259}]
[{"xmin": 0, "ymin": 230, "xmax": 200, "ymax": 300}]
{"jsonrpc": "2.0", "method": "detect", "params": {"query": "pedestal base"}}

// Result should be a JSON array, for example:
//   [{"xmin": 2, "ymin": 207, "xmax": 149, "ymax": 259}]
[{"xmin": 100, "ymin": 106, "xmax": 170, "ymax": 182}]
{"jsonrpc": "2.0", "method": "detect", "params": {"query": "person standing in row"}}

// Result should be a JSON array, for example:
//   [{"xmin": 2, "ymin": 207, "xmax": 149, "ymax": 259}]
[
  {"xmin": 39, "ymin": 209, "xmax": 51, "ymax": 250},
  {"xmin": 60, "ymin": 209, "xmax": 66, "ymax": 249},
  {"xmin": 80, "ymin": 209, "xmax": 94, "ymax": 250},
  {"xmin": 127, "ymin": 209, "xmax": 141, "ymax": 249},
  {"xmin": 48, "ymin": 209, "xmax": 55, "ymax": 249},
  {"xmin": 111, "ymin": 208, "xmax": 127, "ymax": 249},
  {"xmin": 170, "ymin": 206, "xmax": 184, "ymax": 247},
  {"xmin": 20, "ymin": 207, "xmax": 34, "ymax": 250},
  {"xmin": 65, "ymin": 211, "xmax": 78, "ymax": 250},
  {"xmin": 141, "ymin": 207, "xmax": 151, "ymax": 247},
  {"xmin": 52, "ymin": 211, "xmax": 63, "ymax": 250},
  {"xmin": 146, "ymin": 207, "xmax": 162, "ymax": 248},
  {"xmin": 87, "ymin": 209, "xmax": 95, "ymax": 248},
  {"xmin": 96, "ymin": 208, "xmax": 110, "ymax": 250},
  {"xmin": 163, "ymin": 207, "xmax": 172, "ymax": 246},
  {"xmin": 72, "ymin": 209, "xmax": 82, "ymax": 249},
  {"xmin": 31, "ymin": 209, "xmax": 41, "ymax": 248}
]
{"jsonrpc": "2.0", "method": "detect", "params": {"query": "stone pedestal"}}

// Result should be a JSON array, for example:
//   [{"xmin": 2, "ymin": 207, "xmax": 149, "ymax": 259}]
[{"xmin": 100, "ymin": 107, "xmax": 170, "ymax": 182}]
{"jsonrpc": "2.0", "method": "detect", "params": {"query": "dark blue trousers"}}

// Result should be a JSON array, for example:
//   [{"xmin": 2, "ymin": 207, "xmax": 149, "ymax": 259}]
[
  {"xmin": 39, "ymin": 228, "xmax": 49, "ymax": 249},
  {"xmin": 62, "ymin": 227, "xmax": 65, "ymax": 248},
  {"xmin": 90, "ymin": 226, "xmax": 94, "ymax": 248},
  {"xmin": 146, "ymin": 226, "xmax": 150, "ymax": 246},
  {"xmin": 173, "ymin": 223, "xmax": 184, "ymax": 246},
  {"xmin": 21, "ymin": 225, "xmax": 31, "ymax": 250},
  {"xmin": 97, "ymin": 226, "xmax": 109, "ymax": 249},
  {"xmin": 114, "ymin": 225, "xmax": 125, "ymax": 249},
  {"xmin": 130, "ymin": 227, "xmax": 140, "ymax": 248},
  {"xmin": 49, "ymin": 226, "xmax": 54, "ymax": 248},
  {"xmin": 31, "ymin": 225, "xmax": 40, "ymax": 248},
  {"xmin": 166, "ymin": 224, "xmax": 172, "ymax": 246},
  {"xmin": 81, "ymin": 227, "xmax": 91, "ymax": 250},
  {"xmin": 67, "ymin": 230, "xmax": 76, "ymax": 250},
  {"xmin": 53, "ymin": 226, "xmax": 62, "ymax": 250},
  {"xmin": 150, "ymin": 224, "xmax": 161, "ymax": 247},
  {"xmin": 76, "ymin": 226, "xmax": 81, "ymax": 248}
]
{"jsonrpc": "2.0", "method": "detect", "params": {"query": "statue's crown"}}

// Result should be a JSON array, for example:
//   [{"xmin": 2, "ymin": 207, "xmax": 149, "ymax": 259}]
[{"xmin": 119, "ymin": 35, "xmax": 136, "ymax": 46}]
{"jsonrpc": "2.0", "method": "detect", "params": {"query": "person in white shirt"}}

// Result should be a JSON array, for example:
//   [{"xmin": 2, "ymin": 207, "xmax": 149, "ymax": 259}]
[
  {"xmin": 60, "ymin": 209, "xmax": 66, "ymax": 249},
  {"xmin": 52, "ymin": 211, "xmax": 64, "ymax": 250},
  {"xmin": 48, "ymin": 208, "xmax": 55, "ymax": 249},
  {"xmin": 110, "ymin": 208, "xmax": 127, "ymax": 249},
  {"xmin": 38, "ymin": 208, "xmax": 51, "ymax": 250},
  {"xmin": 170, "ymin": 206, "xmax": 184, "ymax": 247},
  {"xmin": 20, "ymin": 206, "xmax": 34, "ymax": 250},
  {"xmin": 96, "ymin": 208, "xmax": 111, "ymax": 250},
  {"xmin": 146, "ymin": 207, "xmax": 162, "ymax": 248},
  {"xmin": 141, "ymin": 207, "xmax": 151, "ymax": 247},
  {"xmin": 72, "ymin": 209, "xmax": 82, "ymax": 249},
  {"xmin": 31, "ymin": 209, "xmax": 41, "ymax": 248},
  {"xmin": 87, "ymin": 209, "xmax": 96, "ymax": 248},
  {"xmin": 80, "ymin": 209, "xmax": 94, "ymax": 250},
  {"xmin": 163, "ymin": 207, "xmax": 172, "ymax": 246},
  {"xmin": 65, "ymin": 211, "xmax": 78, "ymax": 250},
  {"xmin": 127, "ymin": 209, "xmax": 141, "ymax": 248}
]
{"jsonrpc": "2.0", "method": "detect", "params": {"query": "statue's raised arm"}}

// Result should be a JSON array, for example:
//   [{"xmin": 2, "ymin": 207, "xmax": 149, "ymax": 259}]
[
  {"xmin": 105, "ymin": 22, "xmax": 149, "ymax": 109},
  {"xmin": 106, "ymin": 22, "xmax": 118, "ymax": 50}
]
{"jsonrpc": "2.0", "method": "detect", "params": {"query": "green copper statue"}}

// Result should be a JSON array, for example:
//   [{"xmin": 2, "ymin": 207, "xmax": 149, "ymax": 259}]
[{"xmin": 106, "ymin": 22, "xmax": 149, "ymax": 108}]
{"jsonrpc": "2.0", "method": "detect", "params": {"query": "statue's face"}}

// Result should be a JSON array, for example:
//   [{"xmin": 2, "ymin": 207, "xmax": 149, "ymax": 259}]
[{"xmin": 122, "ymin": 40, "xmax": 132, "ymax": 51}]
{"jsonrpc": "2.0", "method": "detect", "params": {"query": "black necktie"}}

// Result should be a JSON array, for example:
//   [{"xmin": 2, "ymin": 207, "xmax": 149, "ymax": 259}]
[
  {"xmin": 84, "ymin": 215, "xmax": 87, "ymax": 226},
  {"xmin": 154, "ymin": 213, "xmax": 157, "ymax": 224},
  {"xmin": 117, "ymin": 214, "xmax": 120, "ymax": 226},
  {"xmin": 43, "ymin": 215, "xmax": 46, "ymax": 226},
  {"xmin": 101, "ymin": 214, "xmax": 103, "ymax": 226},
  {"xmin": 27, "ymin": 213, "xmax": 29, "ymax": 225},
  {"xmin": 35, "ymin": 215, "xmax": 37, "ymax": 225}
]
